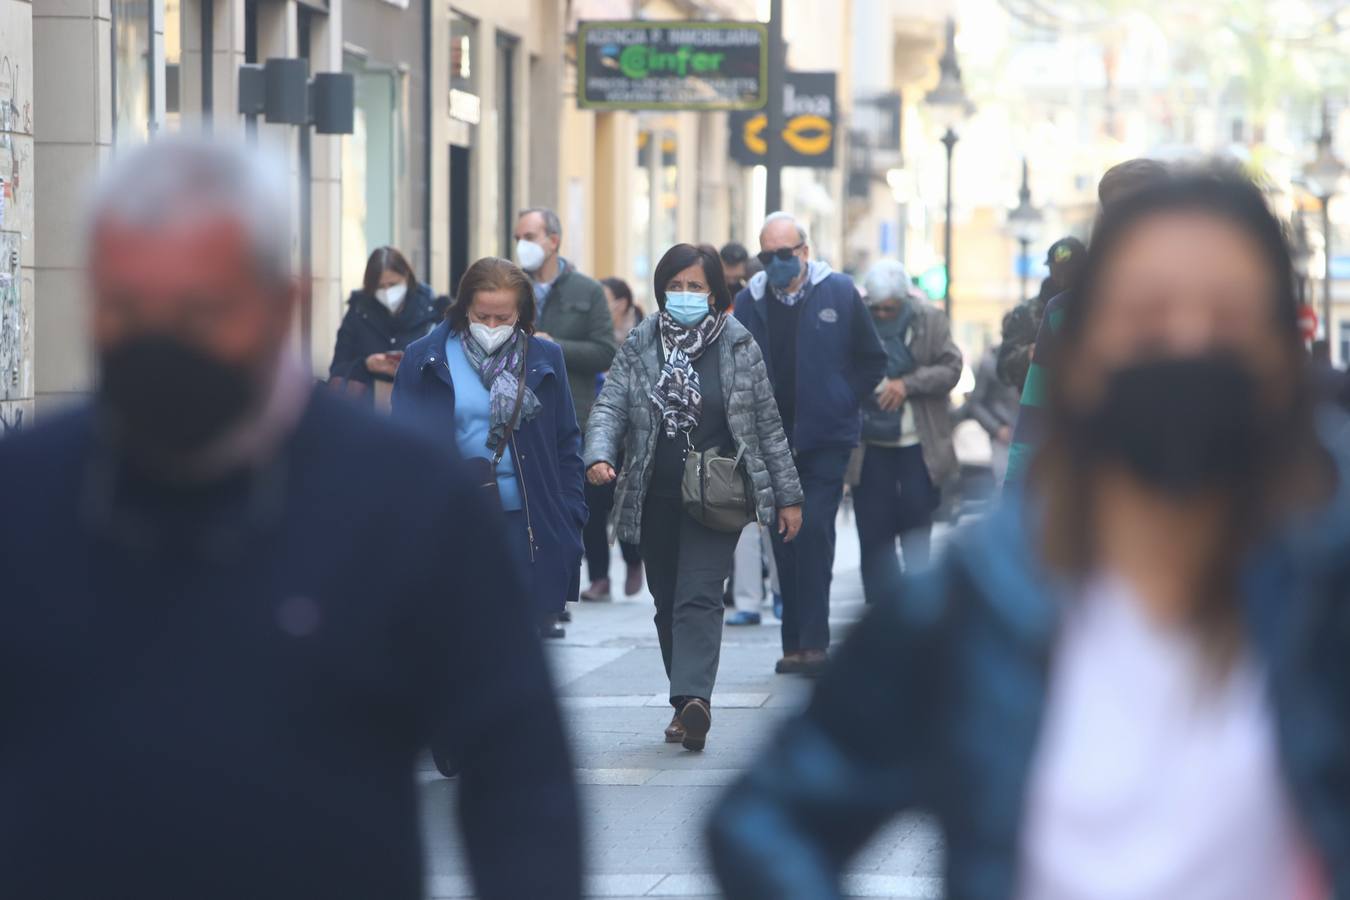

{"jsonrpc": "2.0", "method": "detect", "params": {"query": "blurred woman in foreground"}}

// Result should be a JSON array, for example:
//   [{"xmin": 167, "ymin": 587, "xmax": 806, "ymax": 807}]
[{"xmin": 710, "ymin": 164, "xmax": 1348, "ymax": 898}]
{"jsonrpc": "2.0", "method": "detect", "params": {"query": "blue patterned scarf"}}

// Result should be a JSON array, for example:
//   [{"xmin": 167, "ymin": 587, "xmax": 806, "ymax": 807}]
[{"xmin": 461, "ymin": 329, "xmax": 541, "ymax": 455}]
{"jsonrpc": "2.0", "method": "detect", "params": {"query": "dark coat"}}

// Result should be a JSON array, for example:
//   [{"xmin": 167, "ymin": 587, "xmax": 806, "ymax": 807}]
[
  {"xmin": 329, "ymin": 283, "xmax": 448, "ymax": 384},
  {"xmin": 0, "ymin": 392, "xmax": 580, "ymax": 900},
  {"xmin": 393, "ymin": 321, "xmax": 587, "ymax": 614},
  {"xmin": 710, "ymin": 493, "xmax": 1350, "ymax": 900},
  {"xmin": 535, "ymin": 264, "xmax": 618, "ymax": 429},
  {"xmin": 734, "ymin": 262, "xmax": 888, "ymax": 454}
]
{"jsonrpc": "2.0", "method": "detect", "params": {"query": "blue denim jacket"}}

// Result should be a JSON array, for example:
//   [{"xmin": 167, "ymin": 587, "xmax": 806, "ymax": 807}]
[{"xmin": 709, "ymin": 495, "xmax": 1350, "ymax": 899}]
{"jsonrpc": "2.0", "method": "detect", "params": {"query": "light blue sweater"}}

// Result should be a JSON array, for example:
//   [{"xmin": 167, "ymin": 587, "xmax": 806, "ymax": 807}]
[{"xmin": 445, "ymin": 333, "xmax": 521, "ymax": 511}]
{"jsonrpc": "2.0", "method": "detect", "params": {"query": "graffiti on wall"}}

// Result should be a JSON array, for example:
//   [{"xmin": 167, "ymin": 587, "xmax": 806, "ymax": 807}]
[
  {"xmin": 0, "ymin": 233, "xmax": 21, "ymax": 403},
  {"xmin": 0, "ymin": 402, "xmax": 22, "ymax": 436}
]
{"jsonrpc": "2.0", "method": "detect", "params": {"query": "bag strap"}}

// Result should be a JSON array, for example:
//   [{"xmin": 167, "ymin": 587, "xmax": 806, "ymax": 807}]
[{"xmin": 491, "ymin": 339, "xmax": 530, "ymax": 465}]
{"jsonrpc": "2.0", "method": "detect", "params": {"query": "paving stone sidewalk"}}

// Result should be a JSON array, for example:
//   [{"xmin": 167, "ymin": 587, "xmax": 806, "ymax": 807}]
[{"xmin": 419, "ymin": 519, "xmax": 944, "ymax": 899}]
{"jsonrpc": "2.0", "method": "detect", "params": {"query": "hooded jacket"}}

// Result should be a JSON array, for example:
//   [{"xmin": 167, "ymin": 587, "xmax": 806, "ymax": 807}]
[{"xmin": 733, "ymin": 261, "xmax": 888, "ymax": 455}]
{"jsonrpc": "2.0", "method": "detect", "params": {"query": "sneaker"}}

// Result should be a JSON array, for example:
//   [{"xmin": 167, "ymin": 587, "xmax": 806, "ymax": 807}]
[
  {"xmin": 678, "ymin": 698, "xmax": 712, "ymax": 752},
  {"xmin": 664, "ymin": 712, "xmax": 685, "ymax": 744},
  {"xmin": 726, "ymin": 610, "xmax": 762, "ymax": 626},
  {"xmin": 558, "ymin": 608, "xmax": 573, "ymax": 623},
  {"xmin": 580, "ymin": 579, "xmax": 611, "ymax": 602},
  {"xmin": 624, "ymin": 563, "xmax": 644, "ymax": 597},
  {"xmin": 539, "ymin": 621, "xmax": 566, "ymax": 640}
]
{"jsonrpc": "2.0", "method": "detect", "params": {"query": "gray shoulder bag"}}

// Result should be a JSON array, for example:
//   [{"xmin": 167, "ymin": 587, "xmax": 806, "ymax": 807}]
[{"xmin": 681, "ymin": 439, "xmax": 755, "ymax": 533}]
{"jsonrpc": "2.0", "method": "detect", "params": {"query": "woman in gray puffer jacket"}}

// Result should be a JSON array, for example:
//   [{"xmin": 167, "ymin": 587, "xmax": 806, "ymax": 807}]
[{"xmin": 585, "ymin": 243, "xmax": 803, "ymax": 752}]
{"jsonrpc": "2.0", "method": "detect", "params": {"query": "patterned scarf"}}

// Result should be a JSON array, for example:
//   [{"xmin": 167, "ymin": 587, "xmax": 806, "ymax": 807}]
[
  {"xmin": 650, "ymin": 310, "xmax": 727, "ymax": 439},
  {"xmin": 461, "ymin": 329, "xmax": 541, "ymax": 456}
]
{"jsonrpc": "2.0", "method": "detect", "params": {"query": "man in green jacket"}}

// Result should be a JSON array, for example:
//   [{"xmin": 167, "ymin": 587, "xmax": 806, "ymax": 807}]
[{"xmin": 514, "ymin": 207, "xmax": 617, "ymax": 428}]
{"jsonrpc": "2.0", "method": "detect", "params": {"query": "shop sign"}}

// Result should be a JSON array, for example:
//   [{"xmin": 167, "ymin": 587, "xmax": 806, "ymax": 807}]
[
  {"xmin": 730, "ymin": 71, "xmax": 836, "ymax": 168},
  {"xmin": 577, "ymin": 20, "xmax": 767, "ymax": 111},
  {"xmin": 449, "ymin": 88, "xmax": 481, "ymax": 125}
]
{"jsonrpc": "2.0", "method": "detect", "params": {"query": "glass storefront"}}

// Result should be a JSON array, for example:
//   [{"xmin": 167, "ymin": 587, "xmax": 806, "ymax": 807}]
[
  {"xmin": 341, "ymin": 54, "xmax": 401, "ymax": 297},
  {"xmin": 112, "ymin": 0, "xmax": 153, "ymax": 144},
  {"xmin": 163, "ymin": 0, "xmax": 182, "ymax": 131}
]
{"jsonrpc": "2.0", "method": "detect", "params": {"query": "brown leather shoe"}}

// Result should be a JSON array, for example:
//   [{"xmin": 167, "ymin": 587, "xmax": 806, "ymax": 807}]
[
  {"xmin": 664, "ymin": 712, "xmax": 685, "ymax": 744},
  {"xmin": 678, "ymin": 699, "xmax": 712, "ymax": 752},
  {"xmin": 776, "ymin": 650, "xmax": 829, "ymax": 676},
  {"xmin": 624, "ymin": 563, "xmax": 644, "ymax": 597},
  {"xmin": 796, "ymin": 649, "xmax": 829, "ymax": 677}
]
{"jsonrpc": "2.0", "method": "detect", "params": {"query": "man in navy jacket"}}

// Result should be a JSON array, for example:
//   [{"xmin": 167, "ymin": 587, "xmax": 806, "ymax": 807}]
[
  {"xmin": 734, "ymin": 212, "xmax": 888, "ymax": 675},
  {"xmin": 0, "ymin": 139, "xmax": 580, "ymax": 900}
]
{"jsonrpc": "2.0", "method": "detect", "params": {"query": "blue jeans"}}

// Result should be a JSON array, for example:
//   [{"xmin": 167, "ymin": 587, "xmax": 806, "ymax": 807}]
[{"xmin": 770, "ymin": 446, "xmax": 852, "ymax": 654}]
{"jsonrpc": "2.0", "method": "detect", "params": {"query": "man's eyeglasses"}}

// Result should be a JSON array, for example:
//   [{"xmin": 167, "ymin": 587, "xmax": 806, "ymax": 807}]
[{"xmin": 757, "ymin": 243, "xmax": 805, "ymax": 266}]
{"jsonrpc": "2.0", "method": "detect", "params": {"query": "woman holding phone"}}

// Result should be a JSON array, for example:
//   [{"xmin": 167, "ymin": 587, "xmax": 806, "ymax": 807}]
[{"xmin": 330, "ymin": 246, "xmax": 447, "ymax": 407}]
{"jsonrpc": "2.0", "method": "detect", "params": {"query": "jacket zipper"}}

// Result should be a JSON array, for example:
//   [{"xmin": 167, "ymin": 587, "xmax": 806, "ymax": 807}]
[{"xmin": 509, "ymin": 430, "xmax": 537, "ymax": 563}]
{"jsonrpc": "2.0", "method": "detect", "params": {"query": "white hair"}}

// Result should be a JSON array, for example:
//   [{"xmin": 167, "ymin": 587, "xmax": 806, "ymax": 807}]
[
  {"xmin": 761, "ymin": 210, "xmax": 809, "ymax": 245},
  {"xmin": 863, "ymin": 259, "xmax": 912, "ymax": 305},
  {"xmin": 86, "ymin": 138, "xmax": 293, "ymax": 284}
]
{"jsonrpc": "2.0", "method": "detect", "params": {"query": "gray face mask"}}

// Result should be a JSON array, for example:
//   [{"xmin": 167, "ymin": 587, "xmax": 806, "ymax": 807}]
[{"xmin": 765, "ymin": 256, "xmax": 801, "ymax": 289}]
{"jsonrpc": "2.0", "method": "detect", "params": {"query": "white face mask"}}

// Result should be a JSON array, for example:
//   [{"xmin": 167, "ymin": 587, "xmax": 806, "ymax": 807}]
[
  {"xmin": 470, "ymin": 322, "xmax": 515, "ymax": 354},
  {"xmin": 375, "ymin": 282, "xmax": 407, "ymax": 311},
  {"xmin": 515, "ymin": 239, "xmax": 548, "ymax": 273}
]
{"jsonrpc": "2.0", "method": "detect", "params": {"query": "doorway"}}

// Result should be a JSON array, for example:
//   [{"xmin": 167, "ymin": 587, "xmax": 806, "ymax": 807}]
[{"xmin": 450, "ymin": 144, "xmax": 472, "ymax": 296}]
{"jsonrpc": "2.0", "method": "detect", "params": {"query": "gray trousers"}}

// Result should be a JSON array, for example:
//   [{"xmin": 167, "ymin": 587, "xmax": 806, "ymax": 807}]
[{"xmin": 639, "ymin": 494, "xmax": 741, "ymax": 705}]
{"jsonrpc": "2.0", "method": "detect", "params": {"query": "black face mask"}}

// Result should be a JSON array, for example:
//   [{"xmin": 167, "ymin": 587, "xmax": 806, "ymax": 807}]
[
  {"xmin": 99, "ymin": 334, "xmax": 260, "ymax": 461},
  {"xmin": 1069, "ymin": 353, "xmax": 1271, "ymax": 494}
]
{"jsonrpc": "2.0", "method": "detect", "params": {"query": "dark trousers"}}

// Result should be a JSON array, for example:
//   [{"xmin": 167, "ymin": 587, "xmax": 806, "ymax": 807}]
[
  {"xmin": 639, "ymin": 494, "xmax": 740, "ymax": 704},
  {"xmin": 583, "ymin": 479, "xmax": 641, "ymax": 582},
  {"xmin": 770, "ymin": 446, "xmax": 852, "ymax": 654},
  {"xmin": 853, "ymin": 444, "xmax": 939, "ymax": 606}
]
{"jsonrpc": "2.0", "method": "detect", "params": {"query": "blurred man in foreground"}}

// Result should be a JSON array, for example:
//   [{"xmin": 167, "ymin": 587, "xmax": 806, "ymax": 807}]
[{"xmin": 0, "ymin": 140, "xmax": 580, "ymax": 900}]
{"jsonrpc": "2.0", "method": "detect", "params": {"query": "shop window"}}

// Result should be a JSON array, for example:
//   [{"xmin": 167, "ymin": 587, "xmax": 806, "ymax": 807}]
[
  {"xmin": 113, "ymin": 0, "xmax": 153, "ymax": 144},
  {"xmin": 163, "ymin": 0, "xmax": 181, "ymax": 130},
  {"xmin": 496, "ymin": 32, "xmax": 517, "ymax": 259},
  {"xmin": 341, "ymin": 54, "xmax": 401, "ymax": 298},
  {"xmin": 632, "ymin": 123, "xmax": 678, "ymax": 306}
]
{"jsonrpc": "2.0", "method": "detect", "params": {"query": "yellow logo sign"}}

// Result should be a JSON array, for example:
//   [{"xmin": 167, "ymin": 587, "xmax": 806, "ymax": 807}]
[{"xmin": 741, "ymin": 112, "xmax": 833, "ymax": 157}]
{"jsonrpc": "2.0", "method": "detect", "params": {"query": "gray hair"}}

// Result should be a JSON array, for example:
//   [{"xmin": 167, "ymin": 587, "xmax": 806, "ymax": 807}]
[
  {"xmin": 86, "ymin": 138, "xmax": 293, "ymax": 285},
  {"xmin": 517, "ymin": 206, "xmax": 562, "ymax": 238},
  {"xmin": 761, "ymin": 210, "xmax": 808, "ymax": 245},
  {"xmin": 863, "ymin": 259, "xmax": 913, "ymax": 305}
]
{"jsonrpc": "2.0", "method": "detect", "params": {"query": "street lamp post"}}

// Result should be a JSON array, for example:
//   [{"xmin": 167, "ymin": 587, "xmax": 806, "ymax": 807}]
[
  {"xmin": 1292, "ymin": 211, "xmax": 1312, "ymax": 308},
  {"xmin": 925, "ymin": 18, "xmax": 973, "ymax": 320},
  {"xmin": 1303, "ymin": 100, "xmax": 1347, "ymax": 342},
  {"xmin": 1006, "ymin": 158, "xmax": 1044, "ymax": 303}
]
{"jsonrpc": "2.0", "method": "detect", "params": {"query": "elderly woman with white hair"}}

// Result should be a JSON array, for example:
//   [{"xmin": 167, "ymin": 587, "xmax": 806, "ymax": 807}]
[{"xmin": 849, "ymin": 259, "xmax": 963, "ymax": 597}]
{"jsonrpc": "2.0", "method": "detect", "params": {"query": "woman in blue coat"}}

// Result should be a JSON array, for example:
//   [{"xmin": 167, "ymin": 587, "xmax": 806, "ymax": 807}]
[{"xmin": 393, "ymin": 256, "xmax": 587, "ymax": 642}]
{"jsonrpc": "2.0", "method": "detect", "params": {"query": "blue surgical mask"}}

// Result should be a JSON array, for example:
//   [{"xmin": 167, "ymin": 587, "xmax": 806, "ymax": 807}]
[
  {"xmin": 665, "ymin": 291, "xmax": 711, "ymax": 326},
  {"xmin": 766, "ymin": 255, "xmax": 802, "ymax": 290}
]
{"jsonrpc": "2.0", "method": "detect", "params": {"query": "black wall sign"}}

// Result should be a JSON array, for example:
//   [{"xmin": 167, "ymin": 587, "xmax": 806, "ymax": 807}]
[
  {"xmin": 577, "ymin": 20, "xmax": 767, "ymax": 111},
  {"xmin": 730, "ymin": 71, "xmax": 836, "ymax": 169}
]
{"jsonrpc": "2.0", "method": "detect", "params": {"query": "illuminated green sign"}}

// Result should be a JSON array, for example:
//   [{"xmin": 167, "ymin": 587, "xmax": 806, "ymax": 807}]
[{"xmin": 577, "ymin": 21, "xmax": 767, "ymax": 111}]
